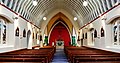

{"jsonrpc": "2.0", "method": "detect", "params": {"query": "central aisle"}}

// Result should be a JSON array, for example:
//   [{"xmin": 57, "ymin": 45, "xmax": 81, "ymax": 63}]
[{"xmin": 51, "ymin": 48, "xmax": 69, "ymax": 63}]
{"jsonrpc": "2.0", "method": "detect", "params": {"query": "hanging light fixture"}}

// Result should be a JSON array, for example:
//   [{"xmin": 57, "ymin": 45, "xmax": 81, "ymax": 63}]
[
  {"xmin": 74, "ymin": 17, "xmax": 77, "ymax": 21},
  {"xmin": 33, "ymin": 0, "xmax": 38, "ymax": 6},
  {"xmin": 43, "ymin": 17, "xmax": 47, "ymax": 21},
  {"xmin": 83, "ymin": 0, "xmax": 88, "ymax": 6}
]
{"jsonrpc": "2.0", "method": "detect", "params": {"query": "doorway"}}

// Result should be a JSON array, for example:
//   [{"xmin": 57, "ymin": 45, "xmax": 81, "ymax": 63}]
[{"xmin": 27, "ymin": 30, "xmax": 31, "ymax": 48}]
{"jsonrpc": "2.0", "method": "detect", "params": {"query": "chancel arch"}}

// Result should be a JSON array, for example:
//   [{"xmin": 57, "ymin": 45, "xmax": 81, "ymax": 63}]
[
  {"xmin": 49, "ymin": 21, "xmax": 71, "ymax": 47},
  {"xmin": 47, "ymin": 12, "xmax": 73, "ymax": 35},
  {"xmin": 47, "ymin": 12, "xmax": 73, "ymax": 47}
]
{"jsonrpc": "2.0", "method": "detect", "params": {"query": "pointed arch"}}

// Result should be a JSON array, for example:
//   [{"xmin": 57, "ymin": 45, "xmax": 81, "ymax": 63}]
[
  {"xmin": 101, "ymin": 27, "xmax": 105, "ymax": 37},
  {"xmin": 0, "ymin": 15, "xmax": 12, "ymax": 23},
  {"xmin": 33, "ymin": 33, "xmax": 34, "ymax": 39},
  {"xmin": 40, "ymin": 35, "xmax": 42, "ymax": 41},
  {"xmin": 85, "ymin": 33, "xmax": 87, "ymax": 39},
  {"xmin": 49, "ymin": 22, "xmax": 71, "ymax": 46},
  {"xmin": 94, "ymin": 29, "xmax": 97, "ymax": 38},
  {"xmin": 27, "ymin": 30, "xmax": 32, "ymax": 48},
  {"xmin": 23, "ymin": 29, "xmax": 26, "ymax": 37},
  {"xmin": 47, "ymin": 12, "xmax": 73, "ymax": 35},
  {"xmin": 15, "ymin": 27, "xmax": 19, "ymax": 37},
  {"xmin": 36, "ymin": 33, "xmax": 37, "ymax": 39},
  {"xmin": 47, "ymin": 12, "xmax": 73, "ymax": 46}
]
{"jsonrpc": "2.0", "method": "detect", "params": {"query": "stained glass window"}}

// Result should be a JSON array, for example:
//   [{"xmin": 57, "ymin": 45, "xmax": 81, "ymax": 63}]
[
  {"xmin": 0, "ymin": 19, "xmax": 7, "ymax": 44},
  {"xmin": 23, "ymin": 29, "xmax": 26, "ymax": 37},
  {"xmin": 15, "ymin": 27, "xmax": 19, "ymax": 36},
  {"xmin": 94, "ymin": 30, "xmax": 97, "ymax": 38},
  {"xmin": 101, "ymin": 27, "xmax": 105, "ymax": 37}
]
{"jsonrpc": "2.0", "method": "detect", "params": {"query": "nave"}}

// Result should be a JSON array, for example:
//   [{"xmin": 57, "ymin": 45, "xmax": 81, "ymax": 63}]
[
  {"xmin": 0, "ymin": 0, "xmax": 120, "ymax": 63},
  {"xmin": 0, "ymin": 46, "xmax": 120, "ymax": 63}
]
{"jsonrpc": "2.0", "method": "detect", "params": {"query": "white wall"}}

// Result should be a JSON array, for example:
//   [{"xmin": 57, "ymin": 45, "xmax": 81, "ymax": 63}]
[
  {"xmin": 79, "ymin": 5, "xmax": 120, "ymax": 53},
  {"xmin": 0, "ymin": 5, "xmax": 40, "ymax": 53}
]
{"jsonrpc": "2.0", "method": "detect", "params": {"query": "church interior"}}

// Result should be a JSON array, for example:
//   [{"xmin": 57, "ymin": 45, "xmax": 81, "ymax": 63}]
[{"xmin": 0, "ymin": 0, "xmax": 120, "ymax": 63}]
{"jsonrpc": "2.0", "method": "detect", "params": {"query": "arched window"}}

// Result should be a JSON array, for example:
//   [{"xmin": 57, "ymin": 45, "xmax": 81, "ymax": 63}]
[
  {"xmin": 112, "ymin": 19, "xmax": 120, "ymax": 45},
  {"xmin": 36, "ymin": 33, "xmax": 37, "ymax": 39},
  {"xmin": 40, "ymin": 35, "xmax": 42, "ymax": 41},
  {"xmin": 101, "ymin": 27, "xmax": 105, "ymax": 37},
  {"xmin": 82, "ymin": 33, "xmax": 84, "ymax": 39},
  {"xmin": 94, "ymin": 30, "xmax": 97, "ymax": 38},
  {"xmin": 33, "ymin": 33, "xmax": 34, "ymax": 39},
  {"xmin": 77, "ymin": 36, "xmax": 80, "ymax": 41},
  {"xmin": 0, "ymin": 19, "xmax": 7, "ymax": 44},
  {"xmin": 91, "ymin": 33, "xmax": 93, "ymax": 42},
  {"xmin": 85, "ymin": 33, "xmax": 87, "ymax": 39},
  {"xmin": 23, "ymin": 29, "xmax": 26, "ymax": 37},
  {"xmin": 15, "ymin": 27, "xmax": 19, "ymax": 37},
  {"xmin": 77, "ymin": 32, "xmax": 80, "ymax": 41},
  {"xmin": 114, "ymin": 26, "xmax": 117, "ymax": 42}
]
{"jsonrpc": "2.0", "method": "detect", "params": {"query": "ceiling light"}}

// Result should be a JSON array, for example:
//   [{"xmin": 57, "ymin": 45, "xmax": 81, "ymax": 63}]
[
  {"xmin": 33, "ymin": 0, "xmax": 38, "ymax": 6},
  {"xmin": 43, "ymin": 17, "xmax": 47, "ymax": 21},
  {"xmin": 83, "ymin": 1, "xmax": 88, "ymax": 6},
  {"xmin": 74, "ymin": 17, "xmax": 77, "ymax": 21}
]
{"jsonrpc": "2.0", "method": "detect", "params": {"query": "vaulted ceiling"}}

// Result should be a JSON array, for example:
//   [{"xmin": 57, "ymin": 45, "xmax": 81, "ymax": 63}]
[{"xmin": 0, "ymin": 0, "xmax": 119, "ymax": 29}]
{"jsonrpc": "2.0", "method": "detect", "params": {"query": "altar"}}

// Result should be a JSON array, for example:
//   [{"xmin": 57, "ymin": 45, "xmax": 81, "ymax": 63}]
[{"xmin": 56, "ymin": 41, "xmax": 64, "ymax": 49}]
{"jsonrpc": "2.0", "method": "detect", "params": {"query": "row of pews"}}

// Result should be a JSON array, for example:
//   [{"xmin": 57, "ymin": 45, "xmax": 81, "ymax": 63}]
[
  {"xmin": 64, "ymin": 46, "xmax": 120, "ymax": 63},
  {"xmin": 0, "ymin": 46, "xmax": 56, "ymax": 63}
]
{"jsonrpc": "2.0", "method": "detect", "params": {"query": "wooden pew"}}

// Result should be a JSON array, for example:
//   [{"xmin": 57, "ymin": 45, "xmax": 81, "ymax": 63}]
[
  {"xmin": 0, "ymin": 55, "xmax": 48, "ymax": 63},
  {"xmin": 0, "ymin": 62, "xmax": 43, "ymax": 63},
  {"xmin": 0, "ymin": 46, "xmax": 56, "ymax": 63},
  {"xmin": 76, "ymin": 61, "xmax": 120, "ymax": 63},
  {"xmin": 0, "ymin": 58, "xmax": 45, "ymax": 62},
  {"xmin": 64, "ymin": 46, "xmax": 120, "ymax": 63}
]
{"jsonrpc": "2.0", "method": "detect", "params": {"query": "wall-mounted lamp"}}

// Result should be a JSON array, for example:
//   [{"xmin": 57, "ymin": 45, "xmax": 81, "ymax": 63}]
[
  {"xmin": 13, "ymin": 14, "xmax": 20, "ymax": 20},
  {"xmin": 101, "ymin": 18, "xmax": 107, "ymax": 20},
  {"xmin": 13, "ymin": 16, "xmax": 18, "ymax": 20}
]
